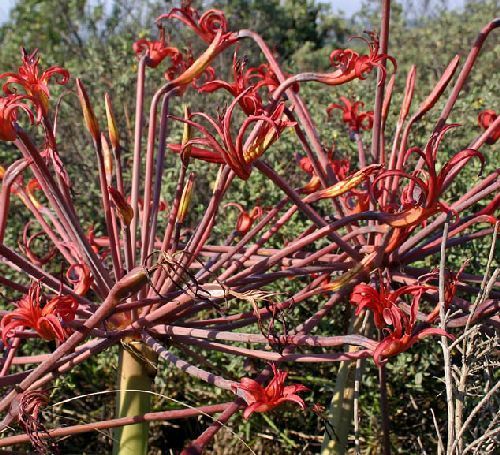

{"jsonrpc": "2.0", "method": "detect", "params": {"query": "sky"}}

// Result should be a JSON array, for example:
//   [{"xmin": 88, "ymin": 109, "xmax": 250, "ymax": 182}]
[
  {"xmin": 0, "ymin": 0, "xmax": 468, "ymax": 24},
  {"xmin": 329, "ymin": 0, "xmax": 466, "ymax": 15}
]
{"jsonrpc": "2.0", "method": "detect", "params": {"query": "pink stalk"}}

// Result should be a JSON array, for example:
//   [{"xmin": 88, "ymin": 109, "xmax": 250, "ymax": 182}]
[
  {"xmin": 403, "ymin": 228, "xmax": 495, "ymax": 263},
  {"xmin": 144, "ymin": 334, "xmax": 236, "ymax": 390},
  {"xmin": 0, "ymin": 244, "xmax": 92, "ymax": 308},
  {"xmin": 255, "ymin": 160, "xmax": 363, "ymax": 262},
  {"xmin": 147, "ymin": 90, "xmax": 179, "ymax": 261},
  {"xmin": 0, "ymin": 276, "xmax": 29, "ymax": 293},
  {"xmin": 179, "ymin": 276, "xmax": 339, "ymax": 332},
  {"xmin": 167, "ymin": 336, "xmax": 373, "ymax": 363},
  {"xmin": 198, "ymin": 199, "xmax": 289, "ymax": 281},
  {"xmin": 14, "ymin": 130, "xmax": 112, "ymax": 294},
  {"xmin": 149, "ymin": 326, "xmax": 377, "ymax": 350},
  {"xmin": 238, "ymin": 29, "xmax": 332, "ymax": 185},
  {"xmin": 370, "ymin": 0, "xmax": 391, "ymax": 163},
  {"xmin": 435, "ymin": 19, "xmax": 499, "ymax": 128},
  {"xmin": 129, "ymin": 57, "xmax": 147, "ymax": 267},
  {"xmin": 398, "ymin": 177, "xmax": 499, "ymax": 255},
  {"xmin": 380, "ymin": 73, "xmax": 396, "ymax": 165},
  {"xmin": 157, "ymin": 167, "xmax": 233, "ymax": 296},
  {"xmin": 139, "ymin": 86, "xmax": 175, "ymax": 266},
  {"xmin": 92, "ymin": 134, "xmax": 122, "ymax": 280},
  {"xmin": 146, "ymin": 159, "xmax": 189, "ymax": 299},
  {"xmin": 0, "ymin": 403, "xmax": 230, "ymax": 448},
  {"xmin": 18, "ymin": 188, "xmax": 77, "ymax": 265},
  {"xmin": 0, "ymin": 162, "xmax": 79, "ymax": 269},
  {"xmin": 0, "ymin": 338, "xmax": 20, "ymax": 377},
  {"xmin": 389, "ymin": 55, "xmax": 460, "ymax": 195},
  {"xmin": 385, "ymin": 65, "xmax": 416, "ymax": 204},
  {"xmin": 219, "ymin": 204, "xmax": 299, "ymax": 280},
  {"xmin": 355, "ymin": 133, "xmax": 367, "ymax": 168},
  {"xmin": 181, "ymin": 403, "xmax": 242, "ymax": 455},
  {"xmin": 0, "ymin": 159, "xmax": 29, "ymax": 242}
]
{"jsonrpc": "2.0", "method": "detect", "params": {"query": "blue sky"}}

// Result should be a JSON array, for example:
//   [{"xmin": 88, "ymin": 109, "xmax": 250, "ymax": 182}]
[
  {"xmin": 329, "ymin": 0, "xmax": 465, "ymax": 15},
  {"xmin": 0, "ymin": 0, "xmax": 467, "ymax": 24}
]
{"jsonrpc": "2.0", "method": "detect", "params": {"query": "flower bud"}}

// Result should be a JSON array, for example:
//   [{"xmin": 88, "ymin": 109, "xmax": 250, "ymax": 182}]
[
  {"xmin": 26, "ymin": 179, "xmax": 42, "ymax": 209},
  {"xmin": 108, "ymin": 186, "xmax": 134, "ymax": 226},
  {"xmin": 101, "ymin": 133, "xmax": 113, "ymax": 185},
  {"xmin": 76, "ymin": 78, "xmax": 100, "ymax": 142},
  {"xmin": 308, "ymin": 164, "xmax": 382, "ymax": 202},
  {"xmin": 181, "ymin": 104, "xmax": 192, "ymax": 161},
  {"xmin": 399, "ymin": 65, "xmax": 416, "ymax": 123},
  {"xmin": 322, "ymin": 252, "xmax": 376, "ymax": 292},
  {"xmin": 177, "ymin": 172, "xmax": 196, "ymax": 224},
  {"xmin": 414, "ymin": 55, "xmax": 460, "ymax": 122},
  {"xmin": 171, "ymin": 31, "xmax": 223, "ymax": 87},
  {"xmin": 105, "ymin": 93, "xmax": 120, "ymax": 149}
]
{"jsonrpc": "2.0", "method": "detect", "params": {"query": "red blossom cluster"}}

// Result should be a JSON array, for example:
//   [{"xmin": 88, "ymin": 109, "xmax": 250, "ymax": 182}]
[
  {"xmin": 0, "ymin": 48, "xmax": 69, "ymax": 141},
  {"xmin": 318, "ymin": 31, "xmax": 396, "ymax": 86},
  {"xmin": 0, "ymin": 282, "xmax": 77, "ymax": 344},
  {"xmin": 233, "ymin": 363, "xmax": 309, "ymax": 419},
  {"xmin": 327, "ymin": 96, "xmax": 374, "ymax": 134},
  {"xmin": 198, "ymin": 52, "xmax": 281, "ymax": 115},
  {"xmin": 350, "ymin": 282, "xmax": 451, "ymax": 365}
]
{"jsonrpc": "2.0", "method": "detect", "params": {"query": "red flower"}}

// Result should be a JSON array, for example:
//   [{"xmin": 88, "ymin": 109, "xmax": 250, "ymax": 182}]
[
  {"xmin": 156, "ymin": 2, "xmax": 237, "ymax": 90},
  {"xmin": 0, "ymin": 282, "xmax": 78, "ymax": 344},
  {"xmin": 198, "ymin": 53, "xmax": 281, "ymax": 115},
  {"xmin": 0, "ymin": 94, "xmax": 40, "ymax": 141},
  {"xmin": 327, "ymin": 96, "xmax": 374, "ymax": 133},
  {"xmin": 373, "ymin": 124, "xmax": 484, "ymax": 229},
  {"xmin": 170, "ymin": 92, "xmax": 294, "ymax": 180},
  {"xmin": 133, "ymin": 37, "xmax": 182, "ymax": 69},
  {"xmin": 232, "ymin": 363, "xmax": 309, "ymax": 419},
  {"xmin": 157, "ymin": 1, "xmax": 233, "ymax": 45},
  {"xmin": 478, "ymin": 109, "xmax": 499, "ymax": 144},
  {"xmin": 0, "ymin": 48, "xmax": 69, "ymax": 115},
  {"xmin": 350, "ymin": 282, "xmax": 429, "ymax": 329},
  {"xmin": 225, "ymin": 202, "xmax": 263, "ymax": 235},
  {"xmin": 373, "ymin": 288, "xmax": 452, "ymax": 366},
  {"xmin": 319, "ymin": 32, "xmax": 396, "ymax": 86}
]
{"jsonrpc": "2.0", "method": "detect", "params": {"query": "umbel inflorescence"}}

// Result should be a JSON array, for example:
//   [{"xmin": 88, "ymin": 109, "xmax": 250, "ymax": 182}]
[{"xmin": 0, "ymin": 1, "xmax": 498, "ymax": 453}]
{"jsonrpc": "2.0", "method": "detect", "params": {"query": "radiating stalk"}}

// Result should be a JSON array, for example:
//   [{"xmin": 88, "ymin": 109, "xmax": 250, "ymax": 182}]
[
  {"xmin": 370, "ymin": 0, "xmax": 391, "ymax": 163},
  {"xmin": 113, "ymin": 340, "xmax": 158, "ymax": 455}
]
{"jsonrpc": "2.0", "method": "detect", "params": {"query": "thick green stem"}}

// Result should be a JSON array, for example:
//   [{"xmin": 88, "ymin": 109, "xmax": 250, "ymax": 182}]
[
  {"xmin": 113, "ymin": 340, "xmax": 158, "ymax": 455},
  {"xmin": 321, "ymin": 313, "xmax": 366, "ymax": 454}
]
